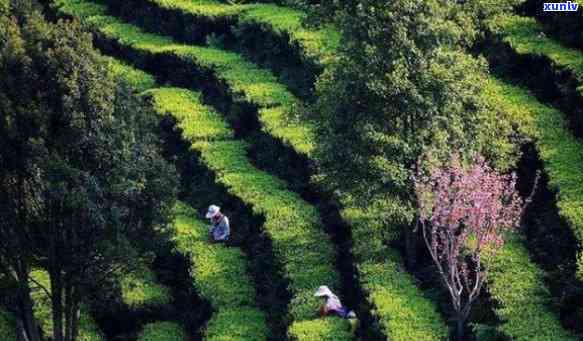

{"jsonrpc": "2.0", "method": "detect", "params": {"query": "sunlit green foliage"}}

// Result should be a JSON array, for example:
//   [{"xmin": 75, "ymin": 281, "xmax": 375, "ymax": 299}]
[
  {"xmin": 30, "ymin": 270, "xmax": 103, "ymax": 341},
  {"xmin": 105, "ymin": 0, "xmax": 339, "ymax": 66},
  {"xmin": 137, "ymin": 321, "xmax": 186, "ymax": 341},
  {"xmin": 106, "ymin": 57, "xmax": 157, "ymax": 92},
  {"xmin": 483, "ymin": 233, "xmax": 575, "ymax": 340},
  {"xmin": 172, "ymin": 203, "xmax": 269, "ymax": 340},
  {"xmin": 145, "ymin": 87, "xmax": 350, "ymax": 338},
  {"xmin": 77, "ymin": 43, "xmax": 350, "ymax": 337},
  {"xmin": 204, "ymin": 308, "xmax": 270, "ymax": 340},
  {"xmin": 148, "ymin": 88, "xmax": 233, "ymax": 141},
  {"xmin": 104, "ymin": 53, "xmax": 266, "ymax": 341},
  {"xmin": 523, "ymin": 0, "xmax": 583, "ymax": 49},
  {"xmin": 54, "ymin": 0, "xmax": 315, "ymax": 155},
  {"xmin": 485, "ymin": 77, "xmax": 583, "ymax": 280},
  {"xmin": 54, "ymin": 2, "xmax": 461, "ymax": 338},
  {"xmin": 341, "ymin": 206, "xmax": 448, "ymax": 341},
  {"xmin": 490, "ymin": 15, "xmax": 583, "ymax": 96},
  {"xmin": 120, "ymin": 262, "xmax": 172, "ymax": 309}
]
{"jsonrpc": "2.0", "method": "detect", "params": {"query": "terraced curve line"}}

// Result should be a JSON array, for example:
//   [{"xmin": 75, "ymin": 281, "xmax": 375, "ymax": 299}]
[
  {"xmin": 51, "ymin": 1, "xmax": 450, "ymax": 339},
  {"xmin": 488, "ymin": 15, "xmax": 583, "ymax": 137},
  {"xmin": 485, "ymin": 75, "xmax": 583, "ymax": 282},
  {"xmin": 481, "ymin": 76, "xmax": 580, "ymax": 339},
  {"xmin": 106, "ymin": 0, "xmax": 340, "ymax": 66},
  {"xmin": 141, "ymin": 83, "xmax": 351, "ymax": 340},
  {"xmin": 69, "ymin": 16, "xmax": 353, "ymax": 338},
  {"xmin": 103, "ymin": 0, "xmax": 339, "ymax": 96},
  {"xmin": 482, "ymin": 232, "xmax": 575, "ymax": 340},
  {"xmin": 54, "ymin": 0, "xmax": 315, "ymax": 157},
  {"xmin": 107, "ymin": 56, "xmax": 285, "ymax": 339},
  {"xmin": 171, "ymin": 202, "xmax": 269, "ymax": 340}
]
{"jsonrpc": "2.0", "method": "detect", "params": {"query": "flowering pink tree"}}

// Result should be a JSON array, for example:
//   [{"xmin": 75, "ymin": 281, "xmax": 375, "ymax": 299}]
[{"xmin": 414, "ymin": 154, "xmax": 525, "ymax": 340}]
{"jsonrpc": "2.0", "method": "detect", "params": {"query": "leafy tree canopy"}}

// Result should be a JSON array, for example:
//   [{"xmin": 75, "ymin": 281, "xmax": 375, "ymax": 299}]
[{"xmin": 0, "ymin": 5, "xmax": 177, "ymax": 340}]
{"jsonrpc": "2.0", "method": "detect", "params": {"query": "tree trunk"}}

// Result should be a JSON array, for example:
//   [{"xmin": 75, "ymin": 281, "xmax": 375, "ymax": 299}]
[
  {"xmin": 456, "ymin": 316, "xmax": 465, "ymax": 341},
  {"xmin": 405, "ymin": 224, "xmax": 417, "ymax": 269},
  {"xmin": 18, "ymin": 282, "xmax": 41, "ymax": 341},
  {"xmin": 15, "ymin": 317, "xmax": 30, "ymax": 341},
  {"xmin": 50, "ymin": 271, "xmax": 64, "ymax": 341},
  {"xmin": 70, "ymin": 301, "xmax": 80, "ymax": 341},
  {"xmin": 64, "ymin": 284, "xmax": 80, "ymax": 341}
]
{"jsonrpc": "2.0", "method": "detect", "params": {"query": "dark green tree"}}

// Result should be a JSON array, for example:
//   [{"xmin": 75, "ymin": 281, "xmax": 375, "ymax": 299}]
[
  {"xmin": 0, "ymin": 6, "xmax": 177, "ymax": 341},
  {"xmin": 311, "ymin": 0, "xmax": 520, "ymax": 267}
]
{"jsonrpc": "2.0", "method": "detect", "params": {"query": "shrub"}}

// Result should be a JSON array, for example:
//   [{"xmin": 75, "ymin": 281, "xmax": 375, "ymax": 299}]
[
  {"xmin": 137, "ymin": 321, "xmax": 186, "ymax": 341},
  {"xmin": 120, "ymin": 262, "xmax": 172, "ymax": 309}
]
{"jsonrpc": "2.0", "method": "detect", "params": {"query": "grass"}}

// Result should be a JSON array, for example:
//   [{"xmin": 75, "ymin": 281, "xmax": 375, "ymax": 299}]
[
  {"xmin": 172, "ymin": 202, "xmax": 269, "ymax": 340},
  {"xmin": 30, "ymin": 269, "xmax": 103, "ymax": 341},
  {"xmin": 491, "ymin": 15, "xmax": 583, "ymax": 95},
  {"xmin": 0, "ymin": 310, "xmax": 16, "ymax": 340},
  {"xmin": 484, "ymin": 76, "xmax": 583, "ymax": 280},
  {"xmin": 483, "ymin": 233, "xmax": 575, "ymax": 339},
  {"xmin": 137, "ymin": 321, "xmax": 186, "ymax": 341}
]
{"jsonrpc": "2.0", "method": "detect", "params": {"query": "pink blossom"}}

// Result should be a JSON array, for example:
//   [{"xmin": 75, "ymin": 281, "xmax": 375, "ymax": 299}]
[{"xmin": 414, "ymin": 153, "xmax": 525, "ymax": 337}]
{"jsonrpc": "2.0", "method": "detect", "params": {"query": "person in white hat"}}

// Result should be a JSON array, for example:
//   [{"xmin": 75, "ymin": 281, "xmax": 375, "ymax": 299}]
[
  {"xmin": 206, "ymin": 204, "xmax": 230, "ymax": 242},
  {"xmin": 314, "ymin": 285, "xmax": 356, "ymax": 319}
]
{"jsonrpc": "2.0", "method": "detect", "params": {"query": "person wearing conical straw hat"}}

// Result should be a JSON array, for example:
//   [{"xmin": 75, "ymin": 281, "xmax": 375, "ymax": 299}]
[
  {"xmin": 314, "ymin": 285, "xmax": 358, "ymax": 333},
  {"xmin": 206, "ymin": 204, "xmax": 230, "ymax": 242}
]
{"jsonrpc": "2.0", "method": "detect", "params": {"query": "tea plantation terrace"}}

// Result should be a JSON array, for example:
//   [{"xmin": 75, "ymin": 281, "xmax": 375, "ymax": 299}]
[
  {"xmin": 102, "ymin": 0, "xmax": 340, "ymax": 98},
  {"xmin": 50, "ymin": 0, "xmax": 582, "ymax": 339},
  {"xmin": 487, "ymin": 15, "xmax": 583, "ymax": 138},
  {"xmin": 487, "ymin": 13, "xmax": 583, "ymax": 281},
  {"xmin": 54, "ymin": 8, "xmax": 355, "ymax": 338},
  {"xmin": 52, "ymin": 0, "xmax": 453, "ymax": 339}
]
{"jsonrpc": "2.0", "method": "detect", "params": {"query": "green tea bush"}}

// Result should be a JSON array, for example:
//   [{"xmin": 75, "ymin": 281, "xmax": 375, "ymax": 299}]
[
  {"xmin": 50, "ymin": 12, "xmax": 350, "ymax": 334},
  {"xmin": 101, "ymin": 0, "xmax": 338, "ymax": 98},
  {"xmin": 172, "ymin": 202, "xmax": 269, "ymax": 340},
  {"xmin": 137, "ymin": 321, "xmax": 186, "ymax": 341},
  {"xmin": 487, "ymin": 15, "xmax": 583, "ymax": 136},
  {"xmin": 483, "ymin": 233, "xmax": 574, "ymax": 339},
  {"xmin": 102, "ymin": 57, "xmax": 268, "ymax": 340},
  {"xmin": 106, "ymin": 56, "xmax": 157, "ymax": 92},
  {"xmin": 120, "ymin": 262, "xmax": 172, "ymax": 309},
  {"xmin": 341, "ymin": 206, "xmax": 449, "ymax": 341},
  {"xmin": 522, "ymin": 0, "xmax": 583, "ymax": 49},
  {"xmin": 484, "ymin": 76, "xmax": 583, "ymax": 281},
  {"xmin": 144, "ymin": 87, "xmax": 351, "ymax": 338},
  {"xmin": 53, "ymin": 3, "xmax": 449, "ymax": 338}
]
